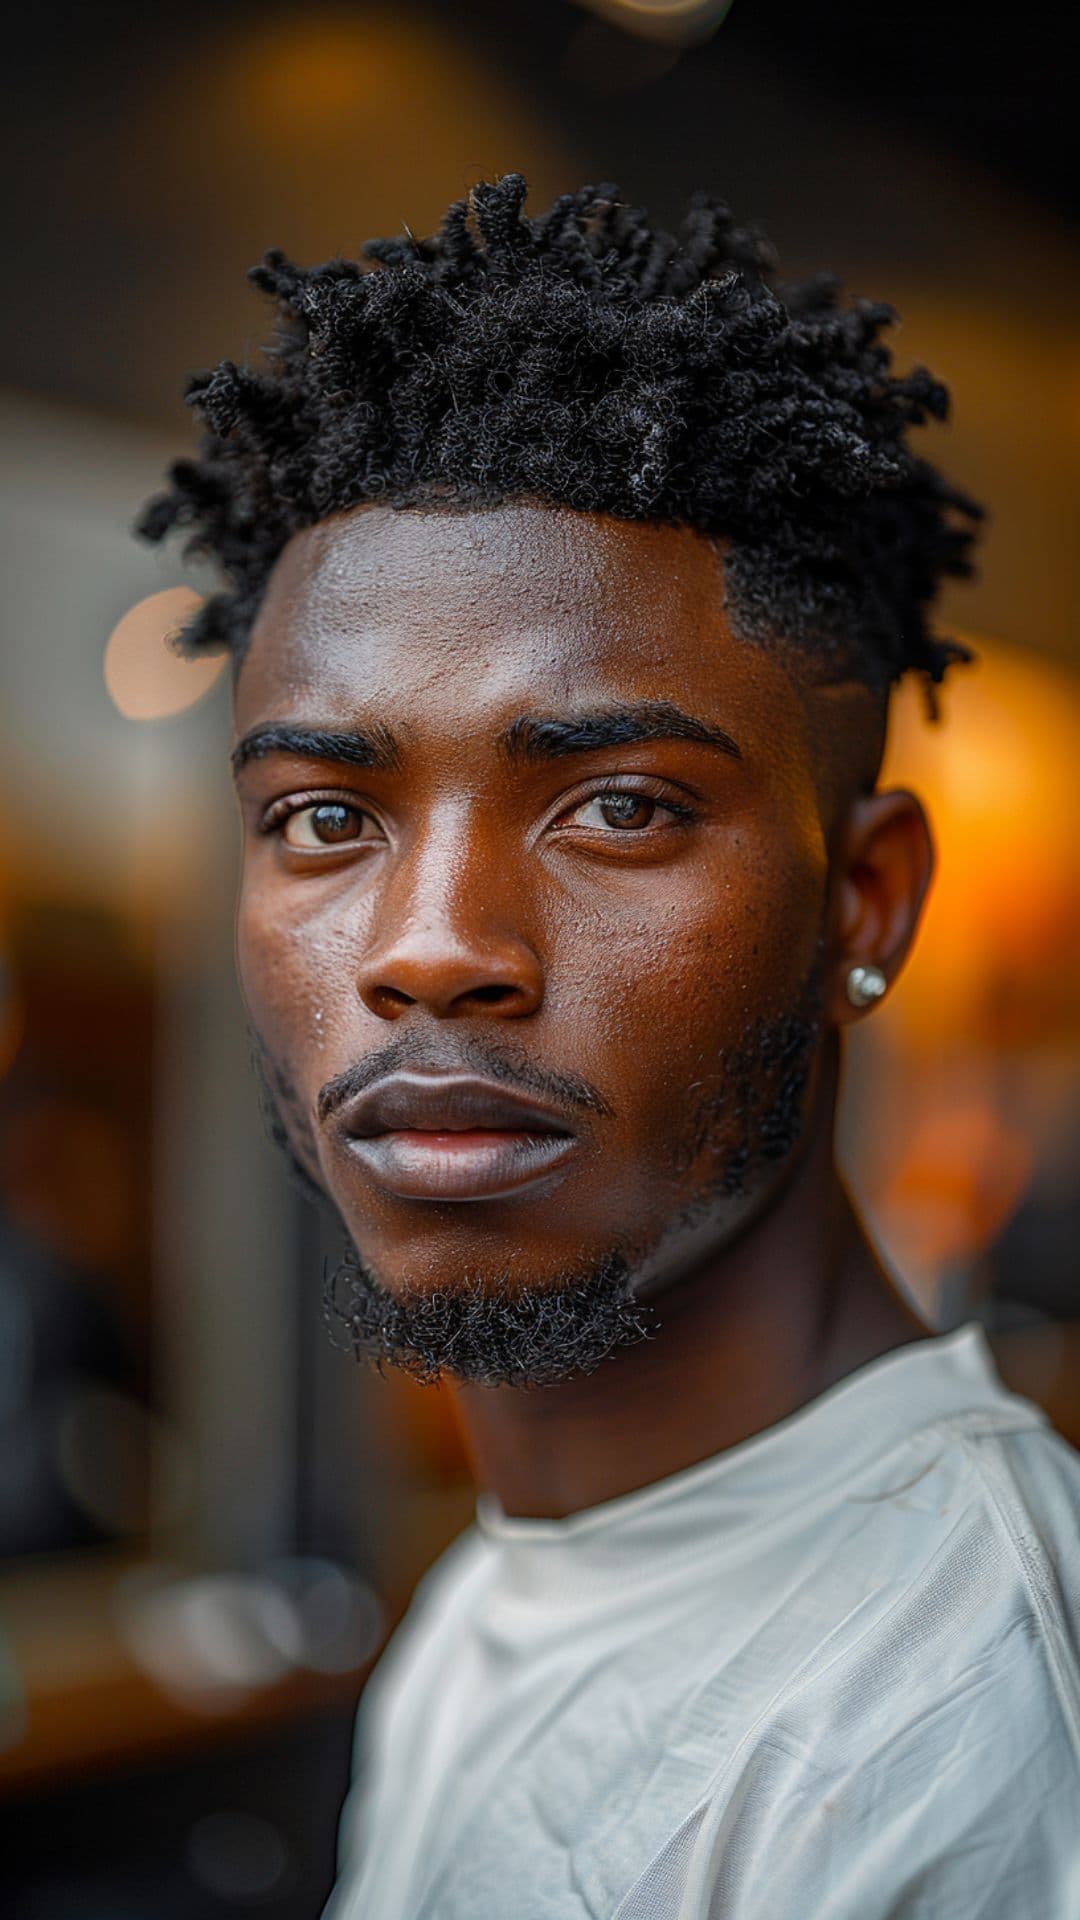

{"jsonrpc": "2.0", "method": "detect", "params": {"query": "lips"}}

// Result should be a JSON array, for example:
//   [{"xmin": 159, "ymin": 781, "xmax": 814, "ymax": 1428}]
[{"xmin": 335, "ymin": 1073, "xmax": 580, "ymax": 1201}]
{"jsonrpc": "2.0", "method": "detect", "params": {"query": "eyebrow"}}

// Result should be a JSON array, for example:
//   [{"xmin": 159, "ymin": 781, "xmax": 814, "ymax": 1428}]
[
  {"xmin": 230, "ymin": 722, "xmax": 403, "ymax": 779},
  {"xmin": 230, "ymin": 700, "xmax": 742, "ymax": 781},
  {"xmin": 499, "ymin": 701, "xmax": 742, "ymax": 764}
]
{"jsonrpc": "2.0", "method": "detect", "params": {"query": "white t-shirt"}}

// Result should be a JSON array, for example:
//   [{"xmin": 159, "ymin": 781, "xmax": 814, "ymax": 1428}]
[{"xmin": 324, "ymin": 1323, "xmax": 1080, "ymax": 1919}]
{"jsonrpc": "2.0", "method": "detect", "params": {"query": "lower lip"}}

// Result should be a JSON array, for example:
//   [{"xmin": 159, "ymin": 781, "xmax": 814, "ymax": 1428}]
[{"xmin": 343, "ymin": 1129, "xmax": 577, "ymax": 1200}]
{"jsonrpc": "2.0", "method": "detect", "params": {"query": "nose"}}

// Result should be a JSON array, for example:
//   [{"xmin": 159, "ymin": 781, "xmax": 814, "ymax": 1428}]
[{"xmin": 355, "ymin": 820, "xmax": 544, "ymax": 1022}]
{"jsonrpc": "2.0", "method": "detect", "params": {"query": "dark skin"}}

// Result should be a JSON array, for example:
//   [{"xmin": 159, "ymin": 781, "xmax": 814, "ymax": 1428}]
[{"xmin": 232, "ymin": 500, "xmax": 934, "ymax": 1519}]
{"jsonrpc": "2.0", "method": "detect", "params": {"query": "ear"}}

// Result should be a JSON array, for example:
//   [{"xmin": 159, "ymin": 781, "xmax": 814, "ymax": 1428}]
[{"xmin": 825, "ymin": 788, "xmax": 935, "ymax": 1027}]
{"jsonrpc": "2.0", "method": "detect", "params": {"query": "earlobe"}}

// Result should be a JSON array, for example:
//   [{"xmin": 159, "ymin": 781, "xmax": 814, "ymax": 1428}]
[
  {"xmin": 826, "ymin": 788, "xmax": 935, "ymax": 1026},
  {"xmin": 845, "ymin": 963, "xmax": 888, "ymax": 1009}
]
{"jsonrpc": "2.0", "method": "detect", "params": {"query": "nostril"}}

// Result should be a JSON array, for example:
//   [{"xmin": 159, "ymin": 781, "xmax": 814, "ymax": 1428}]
[
  {"xmin": 358, "ymin": 954, "xmax": 544, "ymax": 1021},
  {"xmin": 366, "ymin": 984, "xmax": 416, "ymax": 1019}
]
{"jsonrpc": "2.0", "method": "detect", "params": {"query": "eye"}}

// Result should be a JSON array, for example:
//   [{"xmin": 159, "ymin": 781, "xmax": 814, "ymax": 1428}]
[
  {"xmin": 272, "ymin": 801, "xmax": 380, "ymax": 850},
  {"xmin": 565, "ymin": 789, "xmax": 692, "ymax": 832}
]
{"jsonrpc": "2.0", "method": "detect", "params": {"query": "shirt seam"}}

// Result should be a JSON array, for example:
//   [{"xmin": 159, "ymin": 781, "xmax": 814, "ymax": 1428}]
[
  {"xmin": 947, "ymin": 1415, "xmax": 1080, "ymax": 1764},
  {"xmin": 671, "ymin": 1466, "xmax": 1074, "ymax": 1915}
]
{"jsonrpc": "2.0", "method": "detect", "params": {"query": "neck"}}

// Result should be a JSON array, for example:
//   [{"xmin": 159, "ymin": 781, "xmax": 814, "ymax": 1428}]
[{"xmin": 450, "ymin": 1058, "xmax": 931, "ymax": 1520}]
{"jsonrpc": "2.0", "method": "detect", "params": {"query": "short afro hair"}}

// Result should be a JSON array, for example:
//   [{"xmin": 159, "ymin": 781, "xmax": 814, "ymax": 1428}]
[{"xmin": 138, "ymin": 172, "xmax": 983, "ymax": 705}]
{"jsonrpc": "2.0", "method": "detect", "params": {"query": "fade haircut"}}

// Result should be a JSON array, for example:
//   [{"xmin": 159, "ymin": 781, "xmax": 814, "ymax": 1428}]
[{"xmin": 138, "ymin": 172, "xmax": 983, "ymax": 707}]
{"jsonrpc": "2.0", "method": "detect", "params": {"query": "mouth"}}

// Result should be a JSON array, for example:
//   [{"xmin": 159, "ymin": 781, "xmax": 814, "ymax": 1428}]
[{"xmin": 335, "ymin": 1073, "xmax": 580, "ymax": 1201}]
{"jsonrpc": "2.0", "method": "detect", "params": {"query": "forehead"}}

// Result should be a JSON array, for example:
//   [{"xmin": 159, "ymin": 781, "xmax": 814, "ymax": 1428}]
[{"xmin": 232, "ymin": 501, "xmax": 806, "ymax": 755}]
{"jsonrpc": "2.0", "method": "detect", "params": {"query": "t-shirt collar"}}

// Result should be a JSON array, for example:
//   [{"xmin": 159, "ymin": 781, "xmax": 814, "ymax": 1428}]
[{"xmin": 473, "ymin": 1322, "xmax": 1041, "ymax": 1608}]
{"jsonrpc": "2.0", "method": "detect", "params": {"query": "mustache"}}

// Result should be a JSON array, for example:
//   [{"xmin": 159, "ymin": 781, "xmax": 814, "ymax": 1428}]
[{"xmin": 316, "ymin": 1032, "xmax": 614, "ymax": 1129}]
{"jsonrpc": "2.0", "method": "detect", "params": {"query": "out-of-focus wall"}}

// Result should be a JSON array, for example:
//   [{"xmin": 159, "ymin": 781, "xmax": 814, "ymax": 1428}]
[{"xmin": 0, "ymin": 391, "xmax": 303, "ymax": 1568}]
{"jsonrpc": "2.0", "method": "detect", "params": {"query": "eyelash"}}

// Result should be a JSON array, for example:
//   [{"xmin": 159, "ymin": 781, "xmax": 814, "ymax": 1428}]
[
  {"xmin": 581, "ymin": 786, "xmax": 698, "ymax": 826},
  {"xmin": 259, "ymin": 793, "xmax": 368, "ymax": 836},
  {"xmin": 258, "ymin": 783, "xmax": 700, "ymax": 843}
]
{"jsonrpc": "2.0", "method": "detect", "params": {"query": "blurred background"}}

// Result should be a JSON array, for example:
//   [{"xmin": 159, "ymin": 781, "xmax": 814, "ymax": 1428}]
[{"xmin": 0, "ymin": 1, "xmax": 1076, "ymax": 1913}]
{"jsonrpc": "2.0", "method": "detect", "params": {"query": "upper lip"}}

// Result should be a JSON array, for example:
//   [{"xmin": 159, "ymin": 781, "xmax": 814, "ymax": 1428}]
[{"xmin": 338, "ymin": 1074, "xmax": 576, "ymax": 1141}]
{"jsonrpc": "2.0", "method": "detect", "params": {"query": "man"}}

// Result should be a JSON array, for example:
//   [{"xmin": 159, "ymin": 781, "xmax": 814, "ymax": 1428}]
[{"xmin": 141, "ymin": 176, "xmax": 1080, "ymax": 1918}]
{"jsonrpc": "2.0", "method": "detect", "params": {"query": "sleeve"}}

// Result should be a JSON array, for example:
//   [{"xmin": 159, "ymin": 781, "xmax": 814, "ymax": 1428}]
[
  {"xmin": 688, "ymin": 1648, "xmax": 1080, "ymax": 1920},
  {"xmin": 687, "ymin": 1427, "xmax": 1080, "ymax": 1920}
]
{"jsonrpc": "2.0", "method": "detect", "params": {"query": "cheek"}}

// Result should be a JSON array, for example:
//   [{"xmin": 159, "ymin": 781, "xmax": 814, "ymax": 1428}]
[
  {"xmin": 545, "ymin": 832, "xmax": 826, "ymax": 1136},
  {"xmin": 236, "ymin": 876, "xmax": 354, "ymax": 1078}
]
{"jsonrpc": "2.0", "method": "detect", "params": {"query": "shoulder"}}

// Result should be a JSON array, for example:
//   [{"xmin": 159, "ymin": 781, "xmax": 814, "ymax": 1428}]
[
  {"xmin": 956, "ymin": 1408, "xmax": 1080, "ymax": 1572},
  {"xmin": 811, "ymin": 1412, "xmax": 1080, "ymax": 1763},
  {"xmin": 360, "ymin": 1518, "xmax": 491, "ymax": 1723},
  {"xmin": 691, "ymin": 1420, "xmax": 1080, "ymax": 1917},
  {"xmin": 331, "ymin": 1522, "xmax": 491, "ymax": 1880},
  {"xmin": 680, "ymin": 1428, "xmax": 1076, "ymax": 1904},
  {"xmin": 945, "ymin": 1414, "xmax": 1080, "ymax": 1752},
  {"xmin": 938, "ymin": 1410, "xmax": 1080, "ymax": 1700}
]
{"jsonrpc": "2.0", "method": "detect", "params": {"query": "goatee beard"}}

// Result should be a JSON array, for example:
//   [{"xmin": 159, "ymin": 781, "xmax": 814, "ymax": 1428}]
[{"xmin": 321, "ymin": 1245, "xmax": 656, "ymax": 1391}]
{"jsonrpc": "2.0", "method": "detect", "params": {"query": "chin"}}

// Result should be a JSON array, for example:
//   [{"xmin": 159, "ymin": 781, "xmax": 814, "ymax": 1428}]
[
  {"xmin": 320, "ymin": 1234, "xmax": 654, "ymax": 1389},
  {"xmin": 327, "ymin": 1193, "xmax": 640, "ymax": 1299}
]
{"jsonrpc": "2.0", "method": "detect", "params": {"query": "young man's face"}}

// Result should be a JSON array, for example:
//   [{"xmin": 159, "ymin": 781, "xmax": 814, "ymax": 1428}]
[{"xmin": 232, "ymin": 502, "xmax": 858, "ymax": 1377}]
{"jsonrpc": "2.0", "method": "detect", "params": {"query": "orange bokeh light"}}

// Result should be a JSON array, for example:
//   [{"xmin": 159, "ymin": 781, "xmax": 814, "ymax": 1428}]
[
  {"xmin": 880, "ymin": 635, "xmax": 1080, "ymax": 1048},
  {"xmin": 103, "ymin": 588, "xmax": 224, "ymax": 721}
]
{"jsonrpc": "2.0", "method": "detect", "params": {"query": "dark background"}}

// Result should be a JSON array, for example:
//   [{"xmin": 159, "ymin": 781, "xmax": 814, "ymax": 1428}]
[{"xmin": 2, "ymin": 1, "xmax": 1077, "ymax": 425}]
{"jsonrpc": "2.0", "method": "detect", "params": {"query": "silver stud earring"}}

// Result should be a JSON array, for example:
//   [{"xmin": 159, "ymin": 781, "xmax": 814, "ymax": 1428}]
[{"xmin": 846, "ymin": 964, "xmax": 888, "ymax": 1009}]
